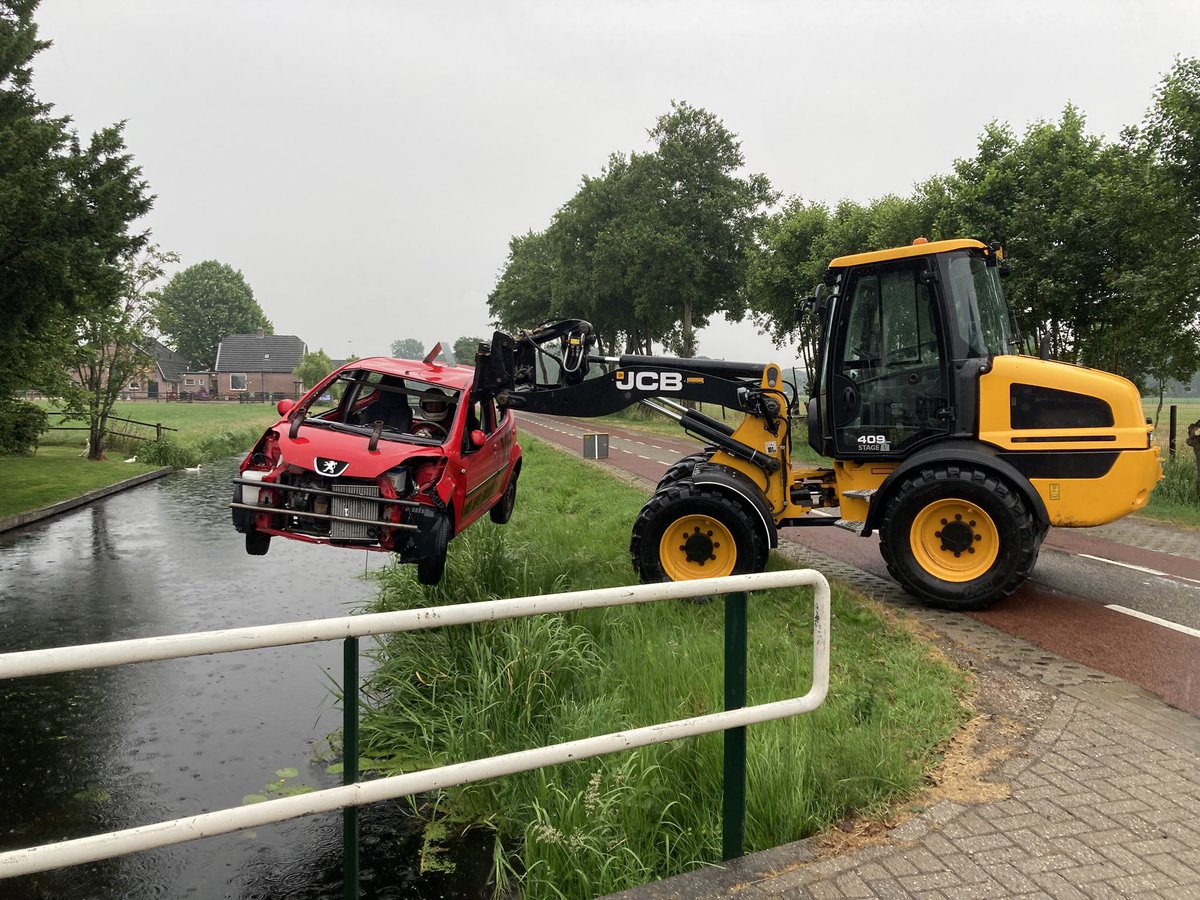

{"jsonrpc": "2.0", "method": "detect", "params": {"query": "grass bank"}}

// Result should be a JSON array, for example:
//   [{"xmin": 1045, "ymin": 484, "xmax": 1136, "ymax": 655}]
[
  {"xmin": 0, "ymin": 402, "xmax": 278, "ymax": 519},
  {"xmin": 360, "ymin": 439, "xmax": 969, "ymax": 897}
]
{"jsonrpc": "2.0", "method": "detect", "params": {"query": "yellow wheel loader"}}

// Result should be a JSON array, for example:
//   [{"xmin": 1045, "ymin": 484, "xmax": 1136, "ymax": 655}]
[{"xmin": 474, "ymin": 239, "xmax": 1162, "ymax": 609}]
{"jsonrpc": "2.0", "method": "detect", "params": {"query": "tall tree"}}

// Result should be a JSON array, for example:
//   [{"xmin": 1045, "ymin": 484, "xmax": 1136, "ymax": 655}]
[
  {"xmin": 390, "ymin": 338, "xmax": 424, "ymax": 359},
  {"xmin": 488, "ymin": 230, "xmax": 557, "ymax": 332},
  {"xmin": 631, "ymin": 102, "xmax": 776, "ymax": 357},
  {"xmin": 156, "ymin": 261, "xmax": 271, "ymax": 369},
  {"xmin": 490, "ymin": 103, "xmax": 774, "ymax": 358},
  {"xmin": 0, "ymin": 0, "xmax": 153, "ymax": 400},
  {"xmin": 744, "ymin": 198, "xmax": 830, "ymax": 377},
  {"xmin": 293, "ymin": 349, "xmax": 335, "ymax": 394},
  {"xmin": 1146, "ymin": 56, "xmax": 1200, "ymax": 215},
  {"xmin": 59, "ymin": 246, "xmax": 177, "ymax": 460},
  {"xmin": 453, "ymin": 335, "xmax": 490, "ymax": 364}
]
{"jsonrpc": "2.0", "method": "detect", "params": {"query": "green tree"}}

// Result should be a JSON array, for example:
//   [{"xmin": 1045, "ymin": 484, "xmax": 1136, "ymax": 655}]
[
  {"xmin": 58, "ymin": 246, "xmax": 177, "ymax": 460},
  {"xmin": 490, "ymin": 103, "xmax": 774, "ymax": 358},
  {"xmin": 744, "ymin": 198, "xmax": 830, "ymax": 377},
  {"xmin": 0, "ymin": 0, "xmax": 153, "ymax": 401},
  {"xmin": 390, "ymin": 338, "xmax": 424, "ymax": 359},
  {"xmin": 488, "ymin": 230, "xmax": 557, "ymax": 332},
  {"xmin": 293, "ymin": 349, "xmax": 335, "ymax": 394},
  {"xmin": 1146, "ymin": 56, "xmax": 1200, "ymax": 214},
  {"xmin": 156, "ymin": 261, "xmax": 271, "ymax": 369},
  {"xmin": 627, "ymin": 102, "xmax": 776, "ymax": 357},
  {"xmin": 454, "ymin": 336, "xmax": 490, "ymax": 364}
]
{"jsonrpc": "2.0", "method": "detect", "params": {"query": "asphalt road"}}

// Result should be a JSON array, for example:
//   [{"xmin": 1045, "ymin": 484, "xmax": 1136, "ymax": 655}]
[{"xmin": 517, "ymin": 412, "xmax": 1200, "ymax": 715}]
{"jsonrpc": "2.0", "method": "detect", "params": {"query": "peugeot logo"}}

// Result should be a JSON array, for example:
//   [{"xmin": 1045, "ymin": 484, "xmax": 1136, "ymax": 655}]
[{"xmin": 315, "ymin": 457, "xmax": 349, "ymax": 477}]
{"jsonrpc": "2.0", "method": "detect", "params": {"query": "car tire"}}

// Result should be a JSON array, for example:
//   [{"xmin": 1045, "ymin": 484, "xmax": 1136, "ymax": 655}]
[
  {"xmin": 416, "ymin": 513, "xmax": 450, "ymax": 585},
  {"xmin": 878, "ymin": 464, "xmax": 1039, "ymax": 610},
  {"xmin": 246, "ymin": 529, "xmax": 271, "ymax": 556},
  {"xmin": 630, "ymin": 480, "xmax": 763, "ymax": 583},
  {"xmin": 489, "ymin": 471, "xmax": 518, "ymax": 525}
]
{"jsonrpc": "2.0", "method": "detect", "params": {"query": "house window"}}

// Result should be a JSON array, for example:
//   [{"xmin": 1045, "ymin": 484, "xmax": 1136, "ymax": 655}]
[
  {"xmin": 230, "ymin": 374, "xmax": 248, "ymax": 391},
  {"xmin": 184, "ymin": 377, "xmax": 195, "ymax": 386},
  {"xmin": 128, "ymin": 381, "xmax": 140, "ymax": 390}
]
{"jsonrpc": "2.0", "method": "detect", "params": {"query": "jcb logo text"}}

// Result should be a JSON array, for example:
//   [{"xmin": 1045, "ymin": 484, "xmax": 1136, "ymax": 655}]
[{"xmin": 615, "ymin": 371, "xmax": 683, "ymax": 392}]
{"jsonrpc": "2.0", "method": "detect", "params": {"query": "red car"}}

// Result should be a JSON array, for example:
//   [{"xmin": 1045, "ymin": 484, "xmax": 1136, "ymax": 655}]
[{"xmin": 230, "ymin": 354, "xmax": 521, "ymax": 584}]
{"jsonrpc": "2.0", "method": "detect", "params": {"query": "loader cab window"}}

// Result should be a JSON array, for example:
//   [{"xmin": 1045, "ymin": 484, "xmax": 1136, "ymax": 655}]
[
  {"xmin": 830, "ymin": 261, "xmax": 951, "ymax": 457},
  {"xmin": 944, "ymin": 252, "xmax": 1014, "ymax": 359}
]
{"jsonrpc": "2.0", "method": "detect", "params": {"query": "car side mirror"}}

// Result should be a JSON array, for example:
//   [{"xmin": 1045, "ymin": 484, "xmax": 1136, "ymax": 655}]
[
  {"xmin": 470, "ymin": 429, "xmax": 488, "ymax": 448},
  {"xmin": 277, "ymin": 398, "xmax": 295, "ymax": 417}
]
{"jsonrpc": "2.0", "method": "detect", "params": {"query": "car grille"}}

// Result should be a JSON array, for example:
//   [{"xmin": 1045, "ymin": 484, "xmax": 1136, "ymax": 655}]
[{"xmin": 330, "ymin": 482, "xmax": 382, "ymax": 541}]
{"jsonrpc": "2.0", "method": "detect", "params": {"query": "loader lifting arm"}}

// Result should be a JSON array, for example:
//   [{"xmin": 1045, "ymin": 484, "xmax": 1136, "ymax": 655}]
[{"xmin": 474, "ymin": 320, "xmax": 792, "ymax": 475}]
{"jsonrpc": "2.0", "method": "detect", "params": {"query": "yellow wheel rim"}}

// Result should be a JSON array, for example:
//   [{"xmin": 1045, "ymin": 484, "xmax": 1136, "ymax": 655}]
[
  {"xmin": 659, "ymin": 514, "xmax": 737, "ymax": 581},
  {"xmin": 909, "ymin": 498, "xmax": 999, "ymax": 583}
]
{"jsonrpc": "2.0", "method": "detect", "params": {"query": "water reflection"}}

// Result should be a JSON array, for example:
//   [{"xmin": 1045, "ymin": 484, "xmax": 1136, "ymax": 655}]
[{"xmin": 0, "ymin": 457, "xmax": 423, "ymax": 898}]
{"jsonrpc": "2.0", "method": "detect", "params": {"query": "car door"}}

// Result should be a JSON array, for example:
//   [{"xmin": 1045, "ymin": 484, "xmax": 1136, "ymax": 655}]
[{"xmin": 459, "ymin": 394, "xmax": 510, "ymax": 528}]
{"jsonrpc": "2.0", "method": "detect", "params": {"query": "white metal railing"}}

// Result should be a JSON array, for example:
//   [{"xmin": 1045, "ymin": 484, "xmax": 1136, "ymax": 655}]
[{"xmin": 0, "ymin": 569, "xmax": 830, "ymax": 880}]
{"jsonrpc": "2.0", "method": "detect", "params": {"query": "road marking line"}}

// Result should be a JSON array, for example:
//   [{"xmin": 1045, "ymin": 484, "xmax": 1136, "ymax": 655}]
[
  {"xmin": 1104, "ymin": 604, "xmax": 1200, "ymax": 639},
  {"xmin": 1077, "ymin": 553, "xmax": 1200, "ymax": 588}
]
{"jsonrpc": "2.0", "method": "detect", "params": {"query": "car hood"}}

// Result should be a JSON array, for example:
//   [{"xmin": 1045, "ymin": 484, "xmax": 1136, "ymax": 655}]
[{"xmin": 272, "ymin": 423, "xmax": 445, "ymax": 478}]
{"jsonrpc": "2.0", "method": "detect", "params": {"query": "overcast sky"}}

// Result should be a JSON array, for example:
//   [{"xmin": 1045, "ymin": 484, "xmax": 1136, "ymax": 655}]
[{"xmin": 30, "ymin": 0, "xmax": 1200, "ymax": 364}]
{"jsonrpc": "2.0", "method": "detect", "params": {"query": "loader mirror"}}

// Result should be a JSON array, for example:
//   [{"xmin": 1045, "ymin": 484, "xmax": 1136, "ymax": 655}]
[{"xmin": 799, "ymin": 284, "xmax": 826, "ymax": 322}]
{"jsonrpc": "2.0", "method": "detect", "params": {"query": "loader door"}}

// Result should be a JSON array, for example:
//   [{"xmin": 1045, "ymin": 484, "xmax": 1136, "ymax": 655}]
[{"xmin": 830, "ymin": 260, "xmax": 951, "ymax": 458}]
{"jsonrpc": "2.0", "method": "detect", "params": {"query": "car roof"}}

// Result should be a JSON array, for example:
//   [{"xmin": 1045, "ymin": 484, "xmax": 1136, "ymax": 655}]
[{"xmin": 339, "ymin": 357, "xmax": 476, "ymax": 391}]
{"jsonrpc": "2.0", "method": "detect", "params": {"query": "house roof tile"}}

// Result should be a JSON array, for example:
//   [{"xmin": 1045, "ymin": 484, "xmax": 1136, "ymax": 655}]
[{"xmin": 215, "ymin": 334, "xmax": 307, "ymax": 372}]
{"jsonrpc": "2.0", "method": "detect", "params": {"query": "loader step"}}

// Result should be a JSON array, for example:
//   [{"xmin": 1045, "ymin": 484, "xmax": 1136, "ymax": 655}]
[
  {"xmin": 835, "ymin": 519, "xmax": 865, "ymax": 534},
  {"xmin": 840, "ymin": 489, "xmax": 876, "ymax": 500}
]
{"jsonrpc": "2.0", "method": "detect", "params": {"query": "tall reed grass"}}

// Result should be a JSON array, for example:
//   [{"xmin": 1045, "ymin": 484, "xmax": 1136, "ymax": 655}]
[{"xmin": 357, "ymin": 440, "xmax": 968, "ymax": 897}]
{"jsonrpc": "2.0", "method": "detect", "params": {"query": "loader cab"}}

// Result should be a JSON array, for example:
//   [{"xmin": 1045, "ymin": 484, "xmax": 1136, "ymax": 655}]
[{"xmin": 809, "ymin": 239, "xmax": 1012, "ymax": 460}]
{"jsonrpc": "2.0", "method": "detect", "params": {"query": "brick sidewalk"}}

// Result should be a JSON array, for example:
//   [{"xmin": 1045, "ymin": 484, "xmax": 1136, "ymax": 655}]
[{"xmin": 610, "ymin": 537, "xmax": 1200, "ymax": 899}]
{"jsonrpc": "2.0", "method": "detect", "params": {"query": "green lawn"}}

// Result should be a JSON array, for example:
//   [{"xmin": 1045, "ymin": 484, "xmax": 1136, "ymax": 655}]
[
  {"xmin": 0, "ymin": 446, "xmax": 162, "ymax": 518},
  {"xmin": 38, "ymin": 400, "xmax": 281, "ymax": 447},
  {"xmin": 1, "ymin": 402, "xmax": 280, "ymax": 519}
]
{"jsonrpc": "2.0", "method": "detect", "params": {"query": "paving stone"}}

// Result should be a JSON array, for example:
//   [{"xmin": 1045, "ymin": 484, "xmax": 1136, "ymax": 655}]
[
  {"xmin": 977, "ymin": 862, "xmax": 1039, "ymax": 894},
  {"xmin": 899, "ymin": 870, "xmax": 964, "ymax": 892}
]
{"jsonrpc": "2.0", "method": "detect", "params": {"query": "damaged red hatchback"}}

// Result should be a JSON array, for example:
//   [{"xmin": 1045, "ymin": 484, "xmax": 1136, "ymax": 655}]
[{"xmin": 230, "ymin": 353, "xmax": 521, "ymax": 584}]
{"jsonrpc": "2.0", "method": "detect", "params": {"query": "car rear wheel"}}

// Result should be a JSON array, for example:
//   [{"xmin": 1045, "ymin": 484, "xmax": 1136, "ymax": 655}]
[{"xmin": 489, "ymin": 471, "xmax": 518, "ymax": 525}]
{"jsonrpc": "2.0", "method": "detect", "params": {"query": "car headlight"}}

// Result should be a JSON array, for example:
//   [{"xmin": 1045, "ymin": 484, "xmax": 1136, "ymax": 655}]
[{"xmin": 386, "ymin": 467, "xmax": 409, "ymax": 494}]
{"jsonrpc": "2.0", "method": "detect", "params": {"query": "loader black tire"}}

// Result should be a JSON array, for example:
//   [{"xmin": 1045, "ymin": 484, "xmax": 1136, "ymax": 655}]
[
  {"xmin": 630, "ymin": 480, "xmax": 764, "ymax": 583},
  {"xmin": 878, "ymin": 464, "xmax": 1039, "ymax": 611},
  {"xmin": 417, "ymin": 513, "xmax": 450, "ymax": 585},
  {"xmin": 655, "ymin": 447, "xmax": 717, "ymax": 492}
]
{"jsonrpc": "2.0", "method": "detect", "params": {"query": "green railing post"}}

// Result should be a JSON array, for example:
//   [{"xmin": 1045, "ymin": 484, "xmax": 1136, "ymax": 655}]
[
  {"xmin": 722, "ymin": 590, "xmax": 747, "ymax": 860},
  {"xmin": 343, "ymin": 636, "xmax": 360, "ymax": 899}
]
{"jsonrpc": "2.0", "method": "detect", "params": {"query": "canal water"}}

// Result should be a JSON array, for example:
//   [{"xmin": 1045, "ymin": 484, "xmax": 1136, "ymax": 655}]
[{"xmin": 0, "ymin": 457, "xmax": 489, "ymax": 898}]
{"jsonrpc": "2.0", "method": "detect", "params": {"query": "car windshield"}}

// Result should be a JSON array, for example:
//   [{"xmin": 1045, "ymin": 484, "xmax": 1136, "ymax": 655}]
[{"xmin": 294, "ymin": 370, "xmax": 461, "ymax": 445}]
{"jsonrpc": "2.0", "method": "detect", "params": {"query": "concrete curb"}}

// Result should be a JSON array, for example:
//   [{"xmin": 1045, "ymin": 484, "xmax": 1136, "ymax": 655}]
[{"xmin": 0, "ymin": 467, "xmax": 175, "ymax": 534}]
